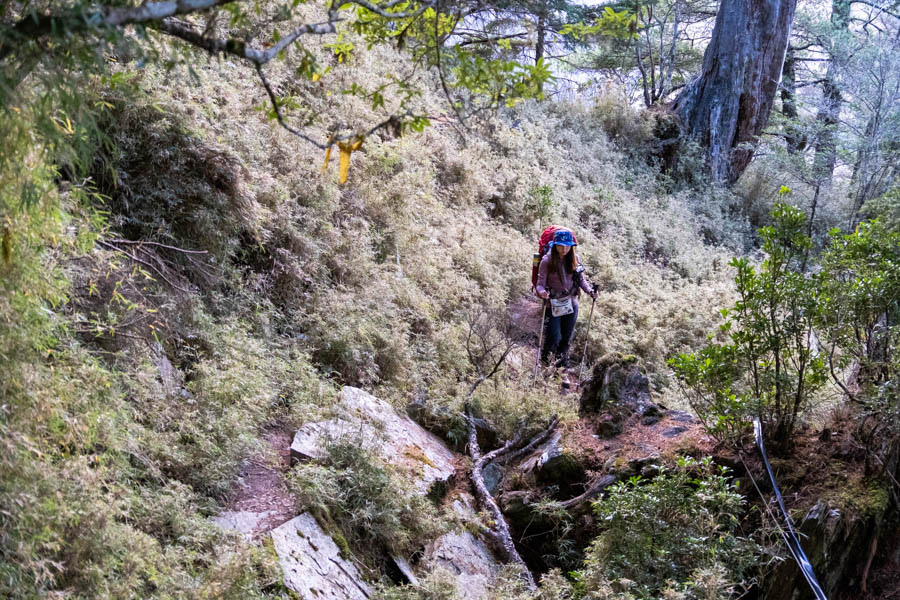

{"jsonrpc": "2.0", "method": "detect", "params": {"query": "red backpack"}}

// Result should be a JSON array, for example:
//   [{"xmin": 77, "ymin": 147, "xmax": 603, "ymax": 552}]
[{"xmin": 531, "ymin": 226, "xmax": 578, "ymax": 290}]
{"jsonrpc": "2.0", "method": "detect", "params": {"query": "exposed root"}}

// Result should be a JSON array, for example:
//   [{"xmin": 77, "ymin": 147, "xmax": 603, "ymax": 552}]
[
  {"xmin": 498, "ymin": 415, "xmax": 560, "ymax": 466},
  {"xmin": 557, "ymin": 474, "xmax": 617, "ymax": 510},
  {"xmin": 465, "ymin": 403, "xmax": 559, "ymax": 590}
]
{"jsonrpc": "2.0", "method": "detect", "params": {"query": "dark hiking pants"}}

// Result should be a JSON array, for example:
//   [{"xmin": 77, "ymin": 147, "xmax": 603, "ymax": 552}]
[{"xmin": 541, "ymin": 303, "xmax": 578, "ymax": 364}]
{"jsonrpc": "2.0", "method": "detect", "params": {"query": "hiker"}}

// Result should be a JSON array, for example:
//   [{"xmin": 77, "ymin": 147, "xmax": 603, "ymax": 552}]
[{"xmin": 535, "ymin": 229, "xmax": 597, "ymax": 367}]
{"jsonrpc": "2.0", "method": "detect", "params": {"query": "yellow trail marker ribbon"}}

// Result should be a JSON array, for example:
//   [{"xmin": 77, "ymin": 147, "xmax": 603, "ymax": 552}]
[
  {"xmin": 321, "ymin": 144, "xmax": 332, "ymax": 174},
  {"xmin": 337, "ymin": 137, "xmax": 364, "ymax": 184},
  {"xmin": 321, "ymin": 136, "xmax": 364, "ymax": 184}
]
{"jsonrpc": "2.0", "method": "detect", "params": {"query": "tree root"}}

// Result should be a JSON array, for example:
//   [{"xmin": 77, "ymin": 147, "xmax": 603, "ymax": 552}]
[
  {"xmin": 465, "ymin": 403, "xmax": 559, "ymax": 590},
  {"xmin": 557, "ymin": 474, "xmax": 617, "ymax": 510}
]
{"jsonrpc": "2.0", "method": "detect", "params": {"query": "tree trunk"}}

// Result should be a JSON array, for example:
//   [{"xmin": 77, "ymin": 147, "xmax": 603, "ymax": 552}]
[
  {"xmin": 535, "ymin": 13, "xmax": 545, "ymax": 66},
  {"xmin": 781, "ymin": 45, "xmax": 806, "ymax": 153},
  {"xmin": 813, "ymin": 0, "xmax": 851, "ymax": 185},
  {"xmin": 535, "ymin": 9, "xmax": 546, "ymax": 94},
  {"xmin": 672, "ymin": 0, "xmax": 797, "ymax": 184}
]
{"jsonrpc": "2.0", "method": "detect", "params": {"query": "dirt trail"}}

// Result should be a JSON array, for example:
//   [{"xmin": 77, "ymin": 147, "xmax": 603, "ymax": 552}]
[
  {"xmin": 509, "ymin": 293, "xmax": 544, "ymax": 342},
  {"xmin": 220, "ymin": 427, "xmax": 297, "ymax": 537},
  {"xmin": 508, "ymin": 292, "xmax": 589, "ymax": 392}
]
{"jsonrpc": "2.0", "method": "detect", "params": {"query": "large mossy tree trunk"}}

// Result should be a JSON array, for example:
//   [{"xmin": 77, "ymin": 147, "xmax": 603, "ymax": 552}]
[{"xmin": 672, "ymin": 0, "xmax": 797, "ymax": 184}]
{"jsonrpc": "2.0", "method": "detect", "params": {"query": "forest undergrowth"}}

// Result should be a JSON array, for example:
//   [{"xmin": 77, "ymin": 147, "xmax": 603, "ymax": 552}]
[{"xmin": 3, "ymin": 22, "xmax": 887, "ymax": 599}]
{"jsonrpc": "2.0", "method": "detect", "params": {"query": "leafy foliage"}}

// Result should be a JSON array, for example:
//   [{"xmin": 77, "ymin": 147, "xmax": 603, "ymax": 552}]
[
  {"xmin": 670, "ymin": 202, "xmax": 828, "ymax": 448},
  {"xmin": 578, "ymin": 457, "xmax": 758, "ymax": 600},
  {"xmin": 673, "ymin": 196, "xmax": 900, "ymax": 456},
  {"xmin": 816, "ymin": 219, "xmax": 900, "ymax": 458}
]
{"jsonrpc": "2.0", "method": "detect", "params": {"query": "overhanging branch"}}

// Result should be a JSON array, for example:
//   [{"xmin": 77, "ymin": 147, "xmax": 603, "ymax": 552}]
[
  {"xmin": 2, "ymin": 0, "xmax": 448, "ymax": 150},
  {"xmin": 0, "ymin": 0, "xmax": 238, "ymax": 59},
  {"xmin": 155, "ymin": 16, "xmax": 341, "ymax": 66}
]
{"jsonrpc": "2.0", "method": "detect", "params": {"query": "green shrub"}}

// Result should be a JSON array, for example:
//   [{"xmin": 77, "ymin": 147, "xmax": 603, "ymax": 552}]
[
  {"xmin": 670, "ymin": 202, "xmax": 828, "ymax": 449},
  {"xmin": 374, "ymin": 569, "xmax": 463, "ymax": 600},
  {"xmin": 591, "ymin": 90, "xmax": 655, "ymax": 150},
  {"xmin": 577, "ymin": 457, "xmax": 758, "ymax": 600},
  {"xmin": 287, "ymin": 441, "xmax": 443, "ymax": 565}
]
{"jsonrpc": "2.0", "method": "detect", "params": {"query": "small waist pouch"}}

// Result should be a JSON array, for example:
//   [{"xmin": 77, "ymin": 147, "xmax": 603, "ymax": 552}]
[{"xmin": 550, "ymin": 296, "xmax": 574, "ymax": 317}]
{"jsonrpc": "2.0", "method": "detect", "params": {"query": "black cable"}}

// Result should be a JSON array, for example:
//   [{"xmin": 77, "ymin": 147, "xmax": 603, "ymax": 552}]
[{"xmin": 753, "ymin": 418, "xmax": 828, "ymax": 600}]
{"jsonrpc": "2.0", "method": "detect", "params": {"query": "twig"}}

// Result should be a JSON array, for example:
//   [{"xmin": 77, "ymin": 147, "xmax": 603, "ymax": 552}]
[
  {"xmin": 557, "ymin": 474, "xmax": 617, "ymax": 510},
  {"xmin": 433, "ymin": 0, "xmax": 469, "ymax": 131},
  {"xmin": 108, "ymin": 238, "xmax": 208, "ymax": 254},
  {"xmin": 254, "ymin": 64, "xmax": 326, "ymax": 148},
  {"xmin": 97, "ymin": 240, "xmax": 191, "ymax": 293}
]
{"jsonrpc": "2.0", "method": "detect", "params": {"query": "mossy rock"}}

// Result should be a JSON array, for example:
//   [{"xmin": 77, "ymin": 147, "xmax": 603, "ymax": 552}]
[
  {"xmin": 537, "ymin": 451, "xmax": 588, "ymax": 498},
  {"xmin": 595, "ymin": 416, "xmax": 623, "ymax": 438},
  {"xmin": 579, "ymin": 352, "xmax": 655, "ymax": 416}
]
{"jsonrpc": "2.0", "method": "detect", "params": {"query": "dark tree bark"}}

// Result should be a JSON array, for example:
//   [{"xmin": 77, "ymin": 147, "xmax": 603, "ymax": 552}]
[
  {"xmin": 672, "ymin": 0, "xmax": 797, "ymax": 184},
  {"xmin": 781, "ymin": 44, "xmax": 807, "ymax": 153},
  {"xmin": 536, "ymin": 13, "xmax": 546, "ymax": 66},
  {"xmin": 813, "ymin": 0, "xmax": 851, "ymax": 185}
]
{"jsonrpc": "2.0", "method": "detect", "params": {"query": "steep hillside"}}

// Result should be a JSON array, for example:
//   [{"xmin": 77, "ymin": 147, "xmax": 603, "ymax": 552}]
[{"xmin": 3, "ymin": 25, "xmax": 852, "ymax": 600}]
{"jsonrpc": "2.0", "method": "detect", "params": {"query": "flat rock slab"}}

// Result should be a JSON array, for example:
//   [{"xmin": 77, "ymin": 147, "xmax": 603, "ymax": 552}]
[
  {"xmin": 270, "ymin": 513, "xmax": 371, "ymax": 600},
  {"xmin": 667, "ymin": 410, "xmax": 697, "ymax": 424},
  {"xmin": 291, "ymin": 386, "xmax": 456, "ymax": 493},
  {"xmin": 424, "ymin": 530, "xmax": 500, "ymax": 600},
  {"xmin": 212, "ymin": 510, "xmax": 281, "ymax": 537}
]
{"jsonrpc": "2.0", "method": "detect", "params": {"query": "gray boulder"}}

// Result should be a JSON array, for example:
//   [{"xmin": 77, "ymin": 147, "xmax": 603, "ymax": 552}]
[
  {"xmin": 424, "ymin": 530, "xmax": 500, "ymax": 600},
  {"xmin": 270, "ymin": 513, "xmax": 371, "ymax": 600},
  {"xmin": 662, "ymin": 425, "xmax": 689, "ymax": 438},
  {"xmin": 291, "ymin": 386, "xmax": 456, "ymax": 494}
]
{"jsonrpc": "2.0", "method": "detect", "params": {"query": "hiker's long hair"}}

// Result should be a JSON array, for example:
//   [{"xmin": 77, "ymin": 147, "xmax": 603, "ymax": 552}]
[{"xmin": 548, "ymin": 246, "xmax": 577, "ymax": 275}]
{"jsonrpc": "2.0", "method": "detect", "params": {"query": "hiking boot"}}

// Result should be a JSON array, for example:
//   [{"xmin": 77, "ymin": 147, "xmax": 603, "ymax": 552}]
[{"xmin": 555, "ymin": 353, "xmax": 570, "ymax": 368}]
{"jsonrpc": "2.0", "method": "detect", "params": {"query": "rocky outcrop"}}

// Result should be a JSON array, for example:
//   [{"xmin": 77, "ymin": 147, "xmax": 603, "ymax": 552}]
[
  {"xmin": 212, "ymin": 510, "xmax": 282, "ymax": 537},
  {"xmin": 291, "ymin": 386, "xmax": 456, "ymax": 494},
  {"xmin": 760, "ymin": 497, "xmax": 894, "ymax": 600},
  {"xmin": 270, "ymin": 513, "xmax": 372, "ymax": 600},
  {"xmin": 423, "ymin": 531, "xmax": 500, "ymax": 600},
  {"xmin": 579, "ymin": 353, "xmax": 658, "ymax": 416}
]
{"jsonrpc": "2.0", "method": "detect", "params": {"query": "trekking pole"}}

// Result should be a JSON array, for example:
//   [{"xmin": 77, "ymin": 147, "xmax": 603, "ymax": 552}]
[
  {"xmin": 578, "ymin": 287, "xmax": 597, "ymax": 385},
  {"xmin": 533, "ymin": 299, "xmax": 547, "ymax": 386}
]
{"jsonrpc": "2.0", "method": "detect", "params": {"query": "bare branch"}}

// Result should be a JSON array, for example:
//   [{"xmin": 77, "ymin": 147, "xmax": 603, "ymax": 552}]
[
  {"xmin": 108, "ymin": 238, "xmax": 208, "ymax": 254},
  {"xmin": 457, "ymin": 32, "xmax": 528, "ymax": 47},
  {"xmin": 557, "ymin": 474, "xmax": 617, "ymax": 510},
  {"xmin": 1, "ymin": 0, "xmax": 238, "ymax": 59},
  {"xmin": 850, "ymin": 0, "xmax": 900, "ymax": 21},
  {"xmin": 97, "ymin": 240, "xmax": 192, "ymax": 293},
  {"xmin": 255, "ymin": 63, "xmax": 330, "ymax": 148},
  {"xmin": 155, "ymin": 17, "xmax": 339, "ymax": 66},
  {"xmin": 339, "ymin": 0, "xmax": 430, "ymax": 19}
]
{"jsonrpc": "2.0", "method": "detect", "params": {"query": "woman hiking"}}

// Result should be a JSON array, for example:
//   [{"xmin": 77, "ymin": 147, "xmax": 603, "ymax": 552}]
[{"xmin": 535, "ymin": 229, "xmax": 597, "ymax": 368}]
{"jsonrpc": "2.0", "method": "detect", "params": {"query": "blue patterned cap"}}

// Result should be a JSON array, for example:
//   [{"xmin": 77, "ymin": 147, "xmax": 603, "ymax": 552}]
[{"xmin": 551, "ymin": 229, "xmax": 576, "ymax": 247}]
